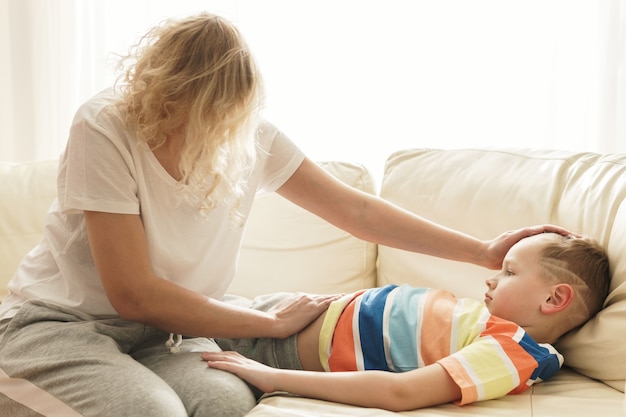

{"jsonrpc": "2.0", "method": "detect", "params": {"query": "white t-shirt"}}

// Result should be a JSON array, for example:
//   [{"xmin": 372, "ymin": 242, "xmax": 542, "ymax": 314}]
[{"xmin": 0, "ymin": 89, "xmax": 304, "ymax": 320}]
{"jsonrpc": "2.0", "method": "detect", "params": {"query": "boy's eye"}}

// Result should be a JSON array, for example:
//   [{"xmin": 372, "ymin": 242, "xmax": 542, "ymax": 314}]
[{"xmin": 505, "ymin": 270, "xmax": 514, "ymax": 276}]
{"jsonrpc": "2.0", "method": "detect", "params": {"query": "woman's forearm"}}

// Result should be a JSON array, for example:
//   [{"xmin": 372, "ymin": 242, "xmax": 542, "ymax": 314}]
[
  {"xmin": 276, "ymin": 158, "xmax": 486, "ymax": 266},
  {"xmin": 352, "ymin": 195, "xmax": 485, "ymax": 263},
  {"xmin": 278, "ymin": 158, "xmax": 571, "ymax": 271},
  {"xmin": 117, "ymin": 279, "xmax": 334, "ymax": 339}
]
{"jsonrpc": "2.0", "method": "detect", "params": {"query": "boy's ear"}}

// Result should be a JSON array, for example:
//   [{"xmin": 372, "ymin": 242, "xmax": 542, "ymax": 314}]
[{"xmin": 541, "ymin": 283, "xmax": 575, "ymax": 314}]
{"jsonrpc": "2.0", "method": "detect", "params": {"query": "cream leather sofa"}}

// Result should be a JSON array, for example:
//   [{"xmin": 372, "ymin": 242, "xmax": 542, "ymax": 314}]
[{"xmin": 1, "ymin": 148, "xmax": 625, "ymax": 416}]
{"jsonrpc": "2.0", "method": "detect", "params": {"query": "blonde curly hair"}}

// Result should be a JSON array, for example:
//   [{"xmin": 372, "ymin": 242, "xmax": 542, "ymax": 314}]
[{"xmin": 116, "ymin": 13, "xmax": 263, "ymax": 223}]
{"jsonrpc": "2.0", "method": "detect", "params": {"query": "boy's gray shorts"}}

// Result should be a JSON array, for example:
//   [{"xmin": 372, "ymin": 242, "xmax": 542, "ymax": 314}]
[
  {"xmin": 0, "ymin": 293, "xmax": 300, "ymax": 417},
  {"xmin": 215, "ymin": 293, "xmax": 304, "ymax": 371}
]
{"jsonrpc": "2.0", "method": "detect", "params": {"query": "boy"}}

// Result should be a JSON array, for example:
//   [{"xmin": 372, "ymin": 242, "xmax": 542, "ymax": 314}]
[{"xmin": 204, "ymin": 233, "xmax": 610, "ymax": 412}]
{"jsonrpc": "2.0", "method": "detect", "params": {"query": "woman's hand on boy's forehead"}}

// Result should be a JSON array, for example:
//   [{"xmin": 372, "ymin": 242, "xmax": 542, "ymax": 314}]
[
  {"xmin": 537, "ymin": 224, "xmax": 581, "ymax": 238},
  {"xmin": 480, "ymin": 224, "xmax": 579, "ymax": 270}
]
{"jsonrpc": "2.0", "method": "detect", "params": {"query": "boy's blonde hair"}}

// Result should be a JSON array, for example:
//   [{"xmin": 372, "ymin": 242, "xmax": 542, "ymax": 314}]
[
  {"xmin": 539, "ymin": 235, "xmax": 610, "ymax": 331},
  {"xmin": 117, "ymin": 13, "xmax": 263, "ymax": 223}
]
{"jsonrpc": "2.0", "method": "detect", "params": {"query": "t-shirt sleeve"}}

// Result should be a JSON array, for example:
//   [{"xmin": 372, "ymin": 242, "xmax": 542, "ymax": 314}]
[
  {"xmin": 58, "ymin": 106, "xmax": 140, "ymax": 215},
  {"xmin": 437, "ymin": 325, "xmax": 563, "ymax": 405},
  {"xmin": 255, "ymin": 121, "xmax": 305, "ymax": 194}
]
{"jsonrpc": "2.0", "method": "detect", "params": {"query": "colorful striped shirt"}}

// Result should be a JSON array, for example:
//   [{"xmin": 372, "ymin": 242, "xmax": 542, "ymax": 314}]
[{"xmin": 318, "ymin": 285, "xmax": 563, "ymax": 405}]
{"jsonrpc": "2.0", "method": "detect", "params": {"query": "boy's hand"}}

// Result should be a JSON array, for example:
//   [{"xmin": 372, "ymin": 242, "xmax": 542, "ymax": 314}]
[
  {"xmin": 481, "ymin": 224, "xmax": 576, "ymax": 270},
  {"xmin": 204, "ymin": 351, "xmax": 278, "ymax": 393}
]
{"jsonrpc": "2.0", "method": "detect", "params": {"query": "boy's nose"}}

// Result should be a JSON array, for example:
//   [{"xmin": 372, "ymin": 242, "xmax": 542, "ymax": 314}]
[{"xmin": 485, "ymin": 277, "xmax": 496, "ymax": 289}]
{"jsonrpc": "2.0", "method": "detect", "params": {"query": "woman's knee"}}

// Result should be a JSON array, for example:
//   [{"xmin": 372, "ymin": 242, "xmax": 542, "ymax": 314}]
[
  {"xmin": 184, "ymin": 368, "xmax": 257, "ymax": 417},
  {"xmin": 136, "ymin": 344, "xmax": 258, "ymax": 417},
  {"xmin": 109, "ymin": 392, "xmax": 188, "ymax": 417}
]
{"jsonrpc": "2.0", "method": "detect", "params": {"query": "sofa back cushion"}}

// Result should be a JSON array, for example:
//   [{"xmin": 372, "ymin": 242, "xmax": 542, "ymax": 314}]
[
  {"xmin": 228, "ymin": 161, "xmax": 378, "ymax": 297},
  {"xmin": 0, "ymin": 161, "xmax": 58, "ymax": 301},
  {"xmin": 378, "ymin": 148, "xmax": 626, "ymax": 392}
]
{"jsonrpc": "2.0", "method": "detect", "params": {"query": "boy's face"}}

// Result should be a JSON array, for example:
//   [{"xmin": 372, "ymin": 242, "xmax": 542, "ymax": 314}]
[{"xmin": 484, "ymin": 234, "xmax": 556, "ymax": 325}]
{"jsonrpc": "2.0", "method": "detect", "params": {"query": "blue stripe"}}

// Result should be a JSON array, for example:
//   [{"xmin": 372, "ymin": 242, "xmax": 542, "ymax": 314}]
[
  {"xmin": 388, "ymin": 286, "xmax": 429, "ymax": 371},
  {"xmin": 518, "ymin": 333, "xmax": 562, "ymax": 381},
  {"xmin": 357, "ymin": 285, "xmax": 397, "ymax": 370}
]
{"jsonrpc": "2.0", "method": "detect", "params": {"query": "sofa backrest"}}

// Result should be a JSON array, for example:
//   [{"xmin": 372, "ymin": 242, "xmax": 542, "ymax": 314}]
[
  {"xmin": 228, "ymin": 161, "xmax": 378, "ymax": 297},
  {"xmin": 378, "ymin": 148, "xmax": 626, "ymax": 392}
]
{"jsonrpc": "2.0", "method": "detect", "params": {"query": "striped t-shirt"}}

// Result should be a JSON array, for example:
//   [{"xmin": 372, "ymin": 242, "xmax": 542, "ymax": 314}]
[{"xmin": 318, "ymin": 284, "xmax": 563, "ymax": 405}]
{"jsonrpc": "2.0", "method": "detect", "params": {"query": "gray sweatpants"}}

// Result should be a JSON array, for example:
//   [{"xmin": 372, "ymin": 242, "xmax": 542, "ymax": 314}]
[{"xmin": 0, "ymin": 295, "xmax": 300, "ymax": 417}]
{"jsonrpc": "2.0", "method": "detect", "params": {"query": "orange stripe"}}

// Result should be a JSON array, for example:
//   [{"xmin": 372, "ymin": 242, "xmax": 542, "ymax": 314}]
[
  {"xmin": 420, "ymin": 289, "xmax": 454, "ymax": 364},
  {"xmin": 328, "ymin": 293, "xmax": 362, "ymax": 371},
  {"xmin": 485, "ymin": 315, "xmax": 519, "ymax": 336},
  {"xmin": 438, "ymin": 357, "xmax": 479, "ymax": 405},
  {"xmin": 485, "ymin": 316, "xmax": 537, "ymax": 394},
  {"xmin": 0, "ymin": 367, "xmax": 85, "ymax": 416}
]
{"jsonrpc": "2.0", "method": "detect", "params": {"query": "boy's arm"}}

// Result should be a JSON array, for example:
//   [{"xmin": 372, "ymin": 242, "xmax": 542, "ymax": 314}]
[{"xmin": 203, "ymin": 351, "xmax": 462, "ymax": 412}]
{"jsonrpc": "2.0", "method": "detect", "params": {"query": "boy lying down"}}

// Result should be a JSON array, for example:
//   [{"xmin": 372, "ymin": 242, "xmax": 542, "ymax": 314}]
[{"xmin": 203, "ymin": 233, "xmax": 610, "ymax": 412}]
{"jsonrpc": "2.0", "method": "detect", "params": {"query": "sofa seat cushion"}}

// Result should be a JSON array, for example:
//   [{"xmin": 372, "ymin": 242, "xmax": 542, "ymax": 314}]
[{"xmin": 378, "ymin": 148, "xmax": 626, "ymax": 392}]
